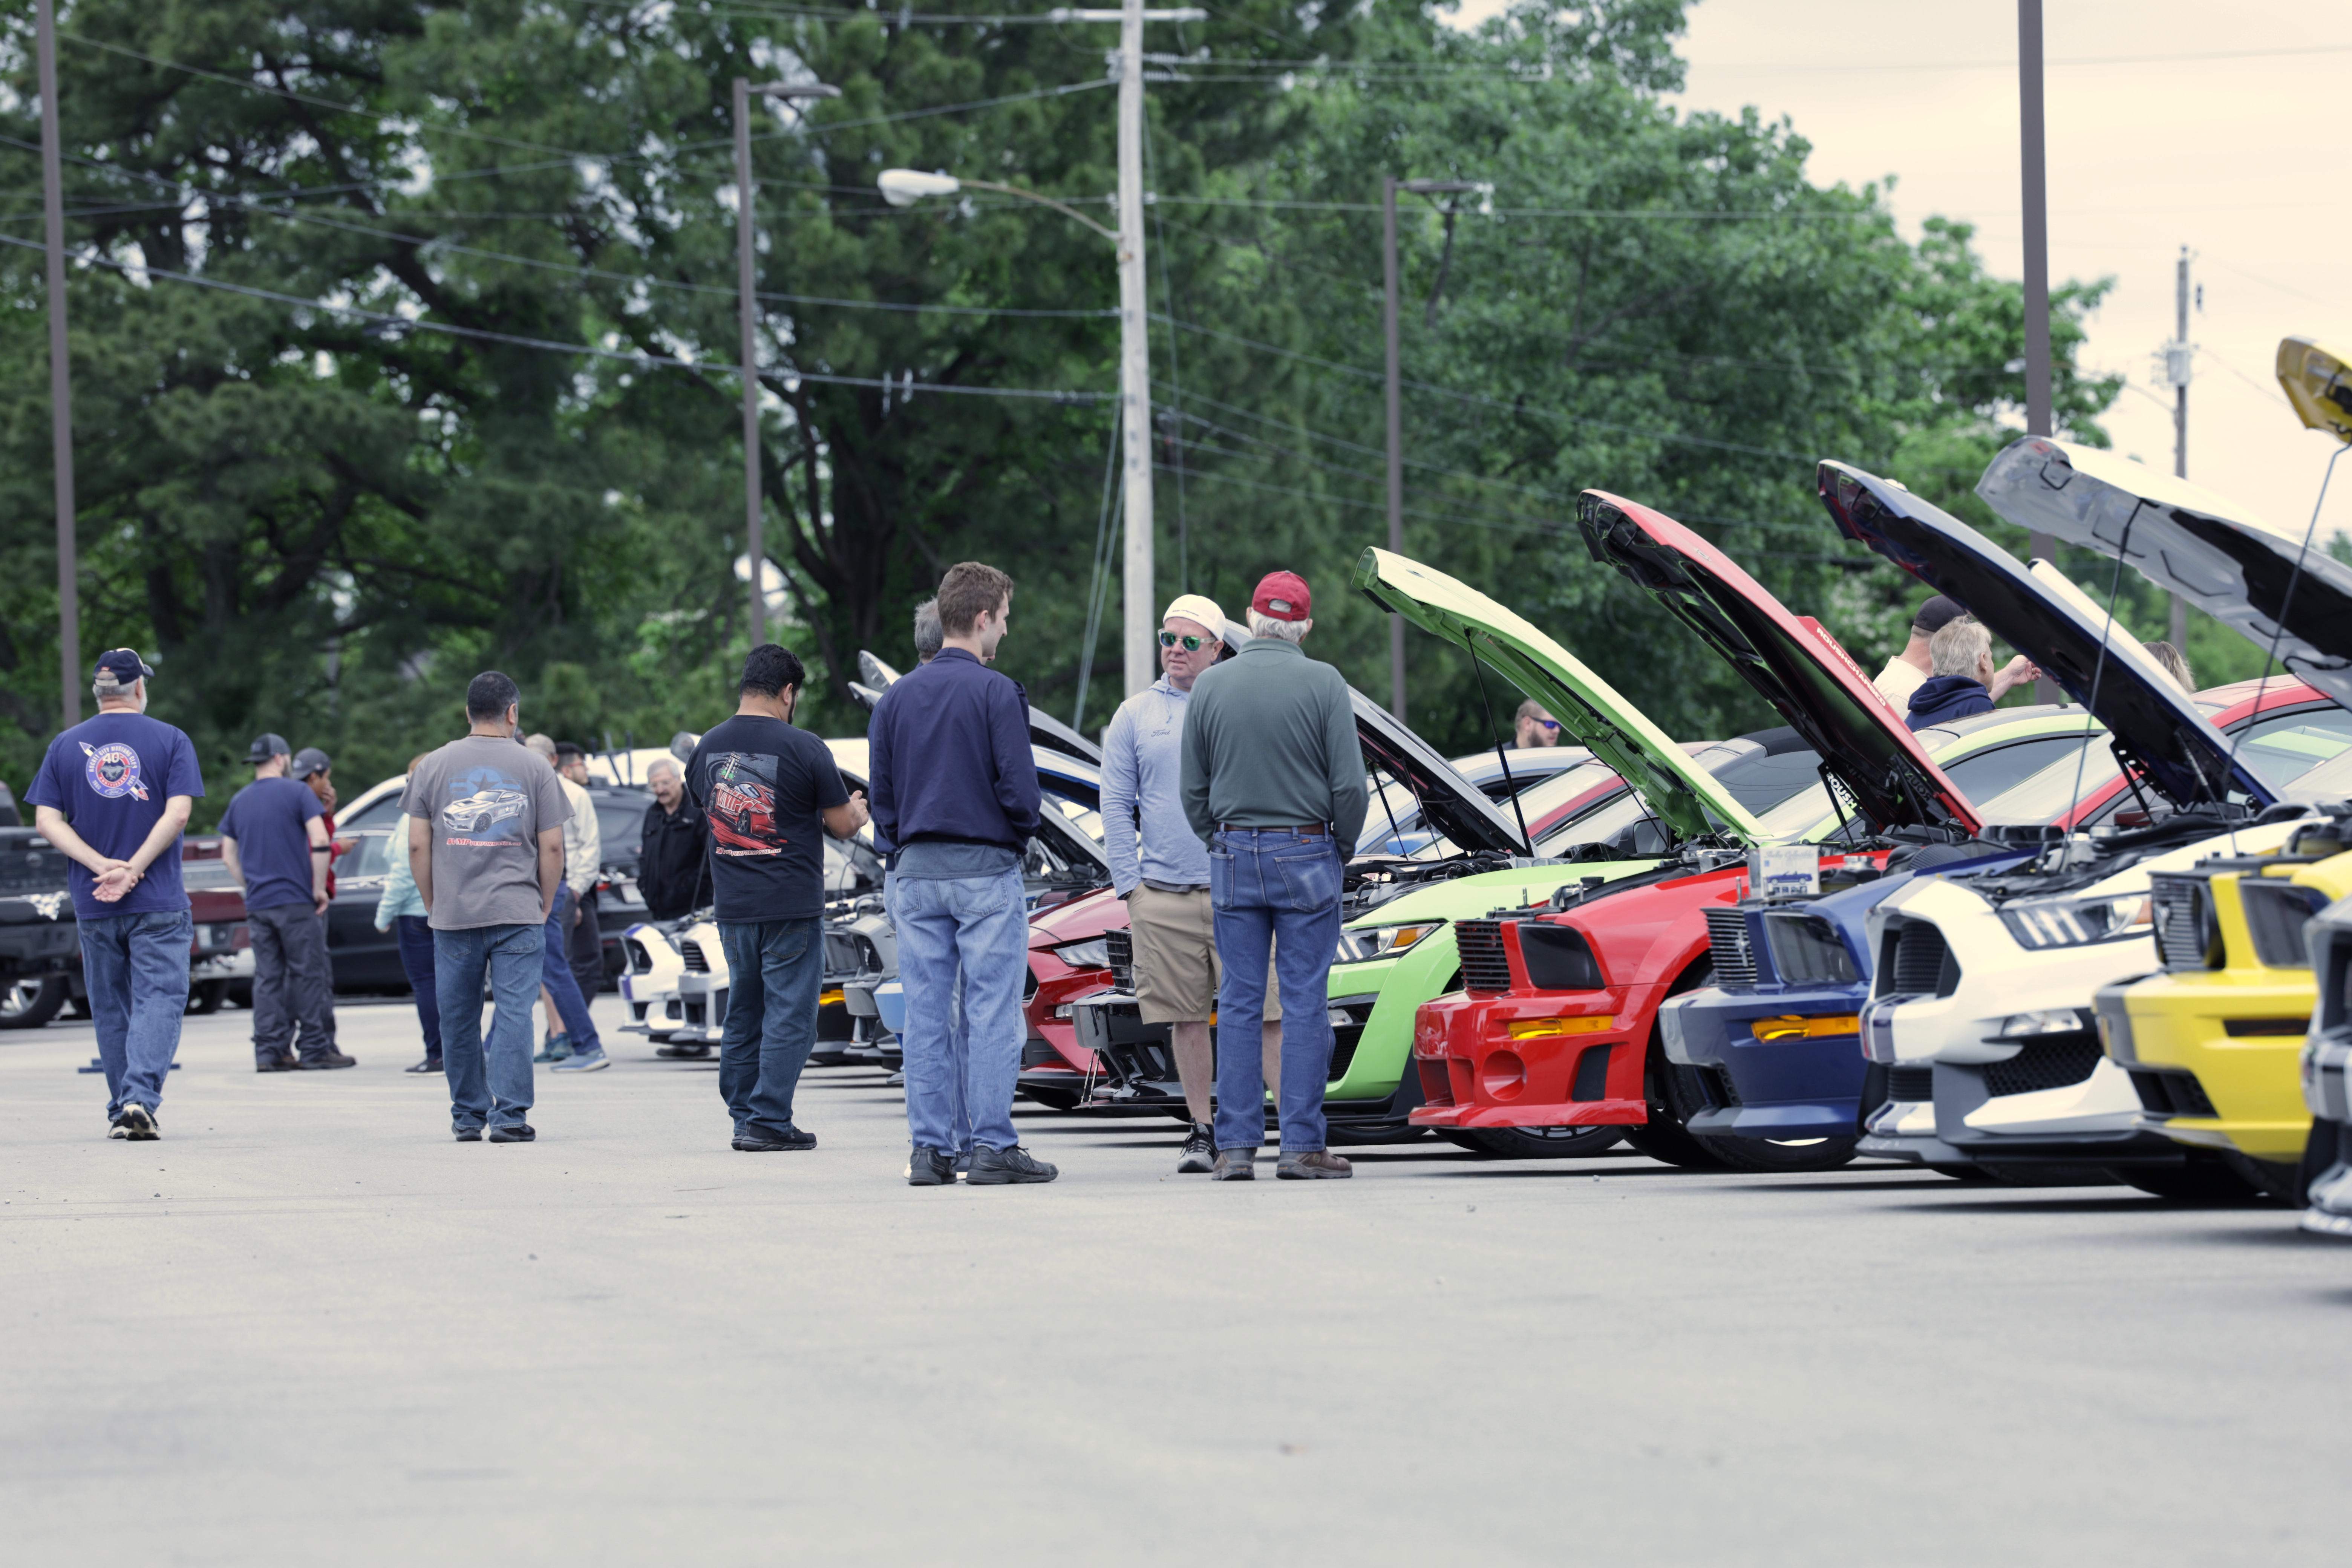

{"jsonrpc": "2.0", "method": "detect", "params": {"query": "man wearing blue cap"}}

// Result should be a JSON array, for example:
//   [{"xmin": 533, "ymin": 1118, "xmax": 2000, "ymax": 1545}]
[
  {"xmin": 25, "ymin": 650, "xmax": 205, "ymax": 1141},
  {"xmin": 220, "ymin": 733, "xmax": 343, "ymax": 1070}
]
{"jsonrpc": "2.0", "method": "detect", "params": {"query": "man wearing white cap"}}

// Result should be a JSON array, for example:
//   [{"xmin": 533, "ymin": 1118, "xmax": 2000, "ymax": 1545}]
[{"xmin": 1099, "ymin": 594, "xmax": 1280, "ymax": 1174}]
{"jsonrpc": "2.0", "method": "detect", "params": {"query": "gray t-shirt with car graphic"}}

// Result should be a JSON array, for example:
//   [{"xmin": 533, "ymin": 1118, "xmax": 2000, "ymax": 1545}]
[{"xmin": 400, "ymin": 735, "xmax": 572, "ymax": 931}]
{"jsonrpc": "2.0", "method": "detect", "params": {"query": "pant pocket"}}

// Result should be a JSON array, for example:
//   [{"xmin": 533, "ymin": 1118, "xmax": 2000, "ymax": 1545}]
[
  {"xmin": 1208, "ymin": 848, "xmax": 1237, "ymax": 911},
  {"xmin": 1272, "ymin": 847, "xmax": 1339, "ymax": 913}
]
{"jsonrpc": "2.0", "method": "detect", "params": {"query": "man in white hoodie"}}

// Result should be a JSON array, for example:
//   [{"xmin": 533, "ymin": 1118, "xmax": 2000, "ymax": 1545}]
[{"xmin": 1099, "ymin": 594, "xmax": 1280, "ymax": 1174}]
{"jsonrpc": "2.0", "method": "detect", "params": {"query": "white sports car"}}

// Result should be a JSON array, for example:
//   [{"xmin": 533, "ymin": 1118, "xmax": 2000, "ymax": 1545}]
[{"xmin": 442, "ymin": 788, "xmax": 528, "ymax": 832}]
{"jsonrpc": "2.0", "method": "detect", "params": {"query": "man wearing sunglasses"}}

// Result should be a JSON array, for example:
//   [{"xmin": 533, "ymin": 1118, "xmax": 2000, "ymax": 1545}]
[
  {"xmin": 1101, "ymin": 595, "xmax": 1282, "ymax": 1174},
  {"xmin": 1511, "ymin": 699, "xmax": 1562, "ymax": 749}
]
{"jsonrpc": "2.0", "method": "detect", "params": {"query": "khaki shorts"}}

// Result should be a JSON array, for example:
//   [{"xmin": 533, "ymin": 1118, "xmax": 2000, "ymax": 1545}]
[{"xmin": 1129, "ymin": 884, "xmax": 1282, "ymax": 1025}]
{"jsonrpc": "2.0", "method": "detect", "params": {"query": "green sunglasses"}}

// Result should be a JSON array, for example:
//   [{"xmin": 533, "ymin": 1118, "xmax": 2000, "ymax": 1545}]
[{"xmin": 1157, "ymin": 631, "xmax": 1208, "ymax": 651}]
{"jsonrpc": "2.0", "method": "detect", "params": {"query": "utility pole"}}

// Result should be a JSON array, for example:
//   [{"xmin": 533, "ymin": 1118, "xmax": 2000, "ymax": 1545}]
[
  {"xmin": 37, "ymin": 0, "xmax": 76, "ymax": 730},
  {"xmin": 1115, "ymin": 0, "xmax": 1154, "ymax": 696},
  {"xmin": 2016, "ymin": 0, "xmax": 2058, "ymax": 702},
  {"xmin": 2164, "ymin": 246, "xmax": 2194, "ymax": 648},
  {"xmin": 1383, "ymin": 176, "xmax": 1475, "ymax": 722},
  {"xmin": 735, "ymin": 77, "xmax": 838, "ymax": 650}
]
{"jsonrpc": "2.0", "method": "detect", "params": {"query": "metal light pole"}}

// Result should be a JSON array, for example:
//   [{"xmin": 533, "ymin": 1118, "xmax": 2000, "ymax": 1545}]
[
  {"xmin": 2165, "ymin": 246, "xmax": 2194, "ymax": 647},
  {"xmin": 2016, "ymin": 0, "xmax": 2058, "ymax": 702},
  {"xmin": 735, "ymin": 77, "xmax": 838, "ymax": 649},
  {"xmin": 1383, "ymin": 176, "xmax": 1475, "ymax": 722},
  {"xmin": 37, "ymin": 0, "xmax": 76, "ymax": 729}
]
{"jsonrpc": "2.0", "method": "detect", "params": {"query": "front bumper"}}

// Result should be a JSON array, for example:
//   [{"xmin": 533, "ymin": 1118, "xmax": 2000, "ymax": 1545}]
[
  {"xmin": 1408, "ymin": 988, "xmax": 1649, "ymax": 1130},
  {"xmin": 2102, "ymin": 972, "xmax": 2314, "ymax": 1165},
  {"xmin": 1661, "ymin": 986, "xmax": 1867, "ymax": 1141},
  {"xmin": 2304, "ymin": 1119, "xmax": 2352, "ymax": 1237}
]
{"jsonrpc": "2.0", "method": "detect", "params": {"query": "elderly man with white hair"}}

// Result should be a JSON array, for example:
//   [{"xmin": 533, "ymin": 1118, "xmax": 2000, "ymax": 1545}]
[
  {"xmin": 1101, "ymin": 593, "xmax": 1283, "ymax": 1175},
  {"xmin": 1179, "ymin": 571, "xmax": 1367, "ymax": 1181},
  {"xmin": 635, "ymin": 755, "xmax": 709, "ymax": 924}
]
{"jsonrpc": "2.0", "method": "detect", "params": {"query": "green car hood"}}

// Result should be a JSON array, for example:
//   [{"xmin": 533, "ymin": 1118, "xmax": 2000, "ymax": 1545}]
[
  {"xmin": 1343, "ymin": 858, "xmax": 1662, "ymax": 934},
  {"xmin": 1354, "ymin": 547, "xmax": 1766, "ymax": 847}
]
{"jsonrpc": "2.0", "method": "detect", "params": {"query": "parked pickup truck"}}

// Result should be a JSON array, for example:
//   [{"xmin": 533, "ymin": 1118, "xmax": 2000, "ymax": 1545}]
[{"xmin": 0, "ymin": 826, "xmax": 80, "ymax": 1028}]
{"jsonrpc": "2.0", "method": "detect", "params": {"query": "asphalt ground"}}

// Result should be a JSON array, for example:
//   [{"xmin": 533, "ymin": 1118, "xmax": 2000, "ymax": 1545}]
[{"xmin": 4, "ymin": 995, "xmax": 2347, "ymax": 1566}]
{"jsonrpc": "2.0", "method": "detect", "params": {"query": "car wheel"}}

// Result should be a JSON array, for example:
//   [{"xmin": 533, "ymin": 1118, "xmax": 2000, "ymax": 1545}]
[
  {"xmin": 2217, "ymin": 1147, "xmax": 2312, "ymax": 1205},
  {"xmin": 2105, "ymin": 1156, "xmax": 2260, "ymax": 1202},
  {"xmin": 0, "ymin": 975, "xmax": 67, "ymax": 1030},
  {"xmin": 227, "ymin": 980, "xmax": 253, "ymax": 1009},
  {"xmin": 1326, "ymin": 1122, "xmax": 1432, "ymax": 1147},
  {"xmin": 1458, "ymin": 1124, "xmax": 1625, "ymax": 1159},
  {"xmin": 187, "ymin": 979, "xmax": 228, "ymax": 1015},
  {"xmin": 1629, "ymin": 1036, "xmax": 1730, "ymax": 1170}
]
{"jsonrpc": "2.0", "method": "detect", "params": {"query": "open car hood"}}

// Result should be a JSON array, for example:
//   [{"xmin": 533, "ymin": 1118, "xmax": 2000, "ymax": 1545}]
[
  {"xmin": 1976, "ymin": 437, "xmax": 2352, "ymax": 712},
  {"xmin": 1818, "ymin": 461, "xmax": 2275, "ymax": 811},
  {"xmin": 1579, "ymin": 490, "xmax": 1979, "ymax": 836},
  {"xmin": 1352, "ymin": 547, "xmax": 1766, "ymax": 847},
  {"xmin": 852, "ymin": 648, "xmax": 1103, "ymax": 764},
  {"xmin": 1213, "ymin": 623, "xmax": 1528, "ymax": 858}
]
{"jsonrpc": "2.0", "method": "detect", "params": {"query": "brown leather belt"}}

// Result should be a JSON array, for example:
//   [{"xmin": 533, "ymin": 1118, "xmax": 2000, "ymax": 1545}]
[{"xmin": 1217, "ymin": 823, "xmax": 1326, "ymax": 836}]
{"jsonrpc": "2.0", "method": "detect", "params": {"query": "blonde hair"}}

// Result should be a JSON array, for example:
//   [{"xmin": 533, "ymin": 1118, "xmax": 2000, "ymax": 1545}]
[
  {"xmin": 1928, "ymin": 617, "xmax": 1991, "ymax": 678},
  {"xmin": 2143, "ymin": 640, "xmax": 2195, "ymax": 693},
  {"xmin": 523, "ymin": 732, "xmax": 557, "ymax": 761}
]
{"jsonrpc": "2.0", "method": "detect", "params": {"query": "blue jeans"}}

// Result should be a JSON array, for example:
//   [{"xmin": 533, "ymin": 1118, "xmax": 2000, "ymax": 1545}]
[
  {"xmin": 1210, "ymin": 830, "xmax": 1344, "ymax": 1153},
  {"xmin": 434, "ymin": 922, "xmax": 544, "ymax": 1132},
  {"xmin": 81, "ymin": 909, "xmax": 191, "ymax": 1119},
  {"xmin": 893, "ymin": 868, "xmax": 1027, "ymax": 1153},
  {"xmin": 541, "ymin": 885, "xmax": 600, "ymax": 1051},
  {"xmin": 717, "ymin": 918, "xmax": 822, "ymax": 1136},
  {"xmin": 884, "ymin": 873, "xmax": 970, "ymax": 1154},
  {"xmin": 395, "ymin": 914, "xmax": 441, "ymax": 1058}
]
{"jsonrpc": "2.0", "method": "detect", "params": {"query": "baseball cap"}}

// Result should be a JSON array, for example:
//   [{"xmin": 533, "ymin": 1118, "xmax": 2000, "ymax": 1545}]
[
  {"xmin": 1251, "ymin": 571, "xmax": 1312, "ymax": 623},
  {"xmin": 1161, "ymin": 593, "xmax": 1227, "ymax": 643},
  {"xmin": 93, "ymin": 649, "xmax": 154, "ymax": 684},
  {"xmin": 290, "ymin": 747, "xmax": 332, "ymax": 780},
  {"xmin": 1911, "ymin": 595, "xmax": 1967, "ymax": 637},
  {"xmin": 245, "ymin": 733, "xmax": 292, "ymax": 764}
]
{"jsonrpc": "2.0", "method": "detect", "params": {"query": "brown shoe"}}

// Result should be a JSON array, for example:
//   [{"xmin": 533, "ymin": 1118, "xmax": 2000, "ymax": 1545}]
[
  {"xmin": 1210, "ymin": 1148, "xmax": 1256, "ymax": 1181},
  {"xmin": 1276, "ymin": 1149, "xmax": 1352, "ymax": 1180}
]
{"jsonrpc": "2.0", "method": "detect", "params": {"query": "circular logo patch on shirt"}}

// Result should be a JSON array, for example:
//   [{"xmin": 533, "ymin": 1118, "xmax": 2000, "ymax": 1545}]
[{"xmin": 82, "ymin": 741, "xmax": 148, "ymax": 801}]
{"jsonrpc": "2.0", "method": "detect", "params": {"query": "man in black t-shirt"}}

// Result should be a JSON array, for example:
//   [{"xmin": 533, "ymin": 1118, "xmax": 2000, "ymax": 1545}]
[{"xmin": 685, "ymin": 645, "xmax": 869, "ymax": 1152}]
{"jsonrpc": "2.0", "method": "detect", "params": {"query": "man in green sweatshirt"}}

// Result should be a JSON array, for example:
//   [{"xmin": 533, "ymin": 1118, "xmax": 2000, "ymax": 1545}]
[{"xmin": 1180, "ymin": 570, "xmax": 1369, "ymax": 1181}]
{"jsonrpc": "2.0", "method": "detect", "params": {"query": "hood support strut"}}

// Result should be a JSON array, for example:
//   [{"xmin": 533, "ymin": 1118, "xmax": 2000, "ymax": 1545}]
[{"xmin": 1462, "ymin": 629, "xmax": 1536, "ymax": 856}]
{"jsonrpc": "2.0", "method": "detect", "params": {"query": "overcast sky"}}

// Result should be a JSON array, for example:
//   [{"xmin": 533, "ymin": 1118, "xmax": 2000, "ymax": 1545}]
[{"xmin": 1448, "ymin": 0, "xmax": 2352, "ymax": 542}]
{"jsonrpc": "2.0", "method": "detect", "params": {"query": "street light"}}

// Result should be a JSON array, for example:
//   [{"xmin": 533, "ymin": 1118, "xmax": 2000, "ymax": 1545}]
[
  {"xmin": 735, "ymin": 77, "xmax": 839, "ymax": 649},
  {"xmin": 1383, "ymin": 177, "xmax": 1478, "ymax": 723}
]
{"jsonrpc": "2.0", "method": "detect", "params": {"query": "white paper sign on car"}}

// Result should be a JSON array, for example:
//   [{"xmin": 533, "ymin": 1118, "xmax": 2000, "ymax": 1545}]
[{"xmin": 1749, "ymin": 844, "xmax": 1820, "ymax": 900}]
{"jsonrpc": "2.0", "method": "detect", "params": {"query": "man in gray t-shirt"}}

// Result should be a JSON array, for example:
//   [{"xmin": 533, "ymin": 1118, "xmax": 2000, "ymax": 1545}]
[{"xmin": 401, "ymin": 671, "xmax": 572, "ymax": 1142}]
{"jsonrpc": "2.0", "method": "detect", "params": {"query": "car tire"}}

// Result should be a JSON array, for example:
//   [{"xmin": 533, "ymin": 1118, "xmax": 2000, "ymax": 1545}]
[
  {"xmin": 1698, "ymin": 1132, "xmax": 1862, "ymax": 1173},
  {"xmin": 1629, "ymin": 1041, "xmax": 1729, "ymax": 1169},
  {"xmin": 1021, "ymin": 1087, "xmax": 1082, "ymax": 1112},
  {"xmin": 1932, "ymin": 1164, "xmax": 1998, "ymax": 1181},
  {"xmin": 188, "ymin": 979, "xmax": 228, "ymax": 1015},
  {"xmin": 1456, "ymin": 1125, "xmax": 1625, "ymax": 1159},
  {"xmin": 0, "ymin": 975, "xmax": 67, "ymax": 1030},
  {"xmin": 2218, "ymin": 1146, "xmax": 2316, "ymax": 1205},
  {"xmin": 2105, "ymin": 1155, "xmax": 2259, "ymax": 1202},
  {"xmin": 227, "ymin": 980, "xmax": 253, "ymax": 1009},
  {"xmin": 1326, "ymin": 1122, "xmax": 1432, "ymax": 1147}
]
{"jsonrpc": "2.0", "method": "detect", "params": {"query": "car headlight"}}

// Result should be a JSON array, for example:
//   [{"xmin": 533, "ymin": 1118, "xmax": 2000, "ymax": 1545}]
[
  {"xmin": 1998, "ymin": 893, "xmax": 2152, "ymax": 950},
  {"xmin": 1334, "ymin": 922, "xmax": 1441, "ymax": 964},
  {"xmin": 1051, "ymin": 938, "xmax": 1111, "ymax": 969},
  {"xmin": 1994, "ymin": 1007, "xmax": 2095, "ymax": 1038}
]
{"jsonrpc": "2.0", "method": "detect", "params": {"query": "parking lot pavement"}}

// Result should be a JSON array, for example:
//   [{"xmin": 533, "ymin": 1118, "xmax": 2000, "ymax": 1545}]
[{"xmin": 4, "ymin": 998, "xmax": 2347, "ymax": 1566}]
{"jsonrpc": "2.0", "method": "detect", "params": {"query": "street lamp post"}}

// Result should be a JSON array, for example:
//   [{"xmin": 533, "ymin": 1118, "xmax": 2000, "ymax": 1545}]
[
  {"xmin": 735, "ymin": 77, "xmax": 839, "ymax": 649},
  {"xmin": 1383, "ymin": 177, "xmax": 1476, "ymax": 723}
]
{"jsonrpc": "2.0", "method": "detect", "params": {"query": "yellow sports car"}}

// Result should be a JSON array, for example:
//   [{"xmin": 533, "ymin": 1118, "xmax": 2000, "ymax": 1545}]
[{"xmin": 2093, "ymin": 813, "xmax": 2352, "ymax": 1200}]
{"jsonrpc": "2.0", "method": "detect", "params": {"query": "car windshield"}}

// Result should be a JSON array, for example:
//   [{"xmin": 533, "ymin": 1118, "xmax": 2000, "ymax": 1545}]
[
  {"xmin": 2236, "ymin": 709, "xmax": 2352, "ymax": 789},
  {"xmin": 338, "ymin": 830, "xmax": 397, "ymax": 880},
  {"xmin": 1044, "ymin": 788, "xmax": 1102, "ymax": 844},
  {"xmin": 340, "ymin": 789, "xmax": 405, "ymax": 830}
]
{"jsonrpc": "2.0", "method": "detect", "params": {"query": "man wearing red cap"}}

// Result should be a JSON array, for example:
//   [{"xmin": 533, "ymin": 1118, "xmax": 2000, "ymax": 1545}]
[{"xmin": 1179, "ymin": 571, "xmax": 1367, "ymax": 1179}]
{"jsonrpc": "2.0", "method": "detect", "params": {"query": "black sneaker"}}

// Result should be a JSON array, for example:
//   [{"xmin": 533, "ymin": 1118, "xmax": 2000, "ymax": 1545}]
[
  {"xmin": 405, "ymin": 1057, "xmax": 444, "ymax": 1075},
  {"xmin": 655, "ymin": 1043, "xmax": 711, "ymax": 1059},
  {"xmin": 299, "ymin": 1050, "xmax": 357, "ymax": 1070},
  {"xmin": 453, "ymin": 1126, "xmax": 484, "ymax": 1143},
  {"xmin": 1176, "ymin": 1123, "xmax": 1215, "ymax": 1174},
  {"xmin": 967, "ymin": 1144, "xmax": 1058, "ymax": 1185},
  {"xmin": 906, "ymin": 1146, "xmax": 954, "ymax": 1186},
  {"xmin": 733, "ymin": 1125, "xmax": 818, "ymax": 1152},
  {"xmin": 117, "ymin": 1104, "xmax": 159, "ymax": 1142},
  {"xmin": 255, "ymin": 1054, "xmax": 301, "ymax": 1073},
  {"xmin": 486, "ymin": 1123, "xmax": 536, "ymax": 1144}
]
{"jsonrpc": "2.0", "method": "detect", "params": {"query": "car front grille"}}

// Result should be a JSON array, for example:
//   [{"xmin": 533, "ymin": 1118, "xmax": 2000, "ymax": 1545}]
[
  {"xmin": 1886, "ymin": 920, "xmax": 1957, "ymax": 997},
  {"xmin": 681, "ymin": 941, "xmax": 709, "ymax": 973},
  {"xmin": 1456, "ymin": 920, "xmax": 1514, "ymax": 993},
  {"xmin": 1704, "ymin": 907, "xmax": 1756, "ymax": 991},
  {"xmin": 1983, "ymin": 1035, "xmax": 2104, "ymax": 1098},
  {"xmin": 1105, "ymin": 928, "xmax": 1135, "ymax": 993},
  {"xmin": 1706, "ymin": 1066, "xmax": 1743, "ymax": 1109},
  {"xmin": 1886, "ymin": 1066, "xmax": 1935, "ymax": 1102},
  {"xmin": 2150, "ymin": 874, "xmax": 2212, "ymax": 971},
  {"xmin": 2127, "ymin": 1067, "xmax": 2221, "ymax": 1119},
  {"xmin": 2239, "ymin": 880, "xmax": 2326, "ymax": 969}
]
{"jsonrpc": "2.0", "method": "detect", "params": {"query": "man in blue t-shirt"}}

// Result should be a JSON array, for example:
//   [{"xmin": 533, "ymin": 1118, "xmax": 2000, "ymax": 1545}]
[
  {"xmin": 685, "ymin": 644, "xmax": 867, "ymax": 1152},
  {"xmin": 219, "ymin": 732, "xmax": 343, "ymax": 1072},
  {"xmin": 26, "ymin": 650, "xmax": 206, "ymax": 1141}
]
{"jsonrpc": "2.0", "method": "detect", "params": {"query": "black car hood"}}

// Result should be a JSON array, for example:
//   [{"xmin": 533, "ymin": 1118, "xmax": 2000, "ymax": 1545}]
[
  {"xmin": 1817, "ymin": 461, "xmax": 2274, "ymax": 811},
  {"xmin": 1977, "ymin": 437, "xmax": 2352, "ymax": 712},
  {"xmin": 1579, "ymin": 490, "xmax": 1978, "ymax": 836},
  {"xmin": 1213, "ymin": 624, "xmax": 1530, "ymax": 858},
  {"xmin": 853, "ymin": 648, "xmax": 1103, "ymax": 764}
]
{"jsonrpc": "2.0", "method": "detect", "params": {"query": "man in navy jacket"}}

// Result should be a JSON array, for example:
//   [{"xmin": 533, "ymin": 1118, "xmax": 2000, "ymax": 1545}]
[{"xmin": 868, "ymin": 561, "xmax": 1054, "ymax": 1187}]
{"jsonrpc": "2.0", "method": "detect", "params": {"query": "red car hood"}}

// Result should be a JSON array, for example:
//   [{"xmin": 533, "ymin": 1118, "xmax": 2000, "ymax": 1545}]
[{"xmin": 1030, "ymin": 886, "xmax": 1126, "ymax": 948}]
